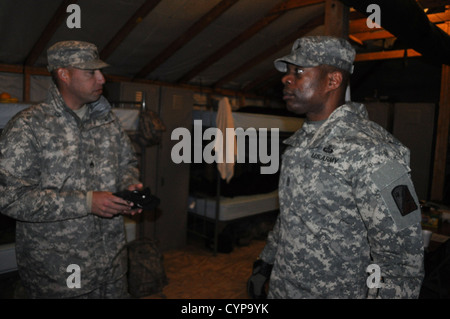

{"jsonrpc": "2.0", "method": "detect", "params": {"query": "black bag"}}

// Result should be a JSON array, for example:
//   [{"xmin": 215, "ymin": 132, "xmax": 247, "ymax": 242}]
[
  {"xmin": 127, "ymin": 238, "xmax": 168, "ymax": 297},
  {"xmin": 137, "ymin": 109, "xmax": 166, "ymax": 146}
]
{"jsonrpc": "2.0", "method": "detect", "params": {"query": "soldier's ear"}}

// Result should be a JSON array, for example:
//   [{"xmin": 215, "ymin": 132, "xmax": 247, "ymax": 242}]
[
  {"xmin": 327, "ymin": 71, "xmax": 342, "ymax": 90},
  {"xmin": 57, "ymin": 68, "xmax": 70, "ymax": 84}
]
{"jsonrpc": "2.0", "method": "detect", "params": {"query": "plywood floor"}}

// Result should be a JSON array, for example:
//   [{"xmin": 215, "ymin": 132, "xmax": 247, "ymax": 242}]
[
  {"xmin": 144, "ymin": 237, "xmax": 267, "ymax": 299},
  {"xmin": 0, "ymin": 235, "xmax": 267, "ymax": 299}
]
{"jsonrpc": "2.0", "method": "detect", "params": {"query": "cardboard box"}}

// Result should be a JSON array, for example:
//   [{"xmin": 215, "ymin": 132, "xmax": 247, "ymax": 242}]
[{"xmin": 421, "ymin": 209, "xmax": 441, "ymax": 229}]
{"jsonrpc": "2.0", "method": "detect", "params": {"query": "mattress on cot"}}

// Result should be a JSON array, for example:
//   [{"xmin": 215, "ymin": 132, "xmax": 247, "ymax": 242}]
[{"xmin": 188, "ymin": 190, "xmax": 279, "ymax": 222}]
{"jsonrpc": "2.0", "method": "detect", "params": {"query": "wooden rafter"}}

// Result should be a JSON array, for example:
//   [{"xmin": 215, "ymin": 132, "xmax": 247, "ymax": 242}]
[
  {"xmin": 133, "ymin": 0, "xmax": 239, "ymax": 79},
  {"xmin": 351, "ymin": 29, "xmax": 394, "ymax": 42},
  {"xmin": 324, "ymin": 0, "xmax": 349, "ymax": 37},
  {"xmin": 25, "ymin": 0, "xmax": 77, "ymax": 66},
  {"xmin": 177, "ymin": 0, "xmax": 325, "ymax": 84},
  {"xmin": 243, "ymin": 0, "xmax": 450, "ymax": 94},
  {"xmin": 350, "ymin": 9, "xmax": 450, "ymax": 41},
  {"xmin": 1, "ymin": 0, "xmax": 448, "ymax": 101},
  {"xmin": 271, "ymin": 0, "xmax": 325, "ymax": 14},
  {"xmin": 347, "ymin": 7, "xmax": 450, "ymax": 62},
  {"xmin": 355, "ymin": 49, "xmax": 422, "ymax": 62},
  {"xmin": 209, "ymin": 1, "xmax": 450, "ymax": 90},
  {"xmin": 100, "ymin": 0, "xmax": 162, "ymax": 61},
  {"xmin": 417, "ymin": 0, "xmax": 450, "ymax": 10},
  {"xmin": 431, "ymin": 17, "xmax": 450, "ymax": 201}
]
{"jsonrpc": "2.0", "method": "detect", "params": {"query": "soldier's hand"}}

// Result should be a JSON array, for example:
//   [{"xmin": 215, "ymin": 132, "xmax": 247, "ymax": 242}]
[
  {"xmin": 127, "ymin": 183, "xmax": 143, "ymax": 191},
  {"xmin": 91, "ymin": 191, "xmax": 135, "ymax": 218},
  {"xmin": 247, "ymin": 259, "xmax": 273, "ymax": 299},
  {"xmin": 118, "ymin": 183, "xmax": 144, "ymax": 216}
]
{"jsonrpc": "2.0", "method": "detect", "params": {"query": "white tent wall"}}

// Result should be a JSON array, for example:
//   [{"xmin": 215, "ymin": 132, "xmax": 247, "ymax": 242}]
[
  {"xmin": 0, "ymin": 73, "xmax": 51, "ymax": 103},
  {"xmin": 30, "ymin": 76, "xmax": 52, "ymax": 103},
  {"xmin": 0, "ymin": 73, "xmax": 23, "ymax": 102}
]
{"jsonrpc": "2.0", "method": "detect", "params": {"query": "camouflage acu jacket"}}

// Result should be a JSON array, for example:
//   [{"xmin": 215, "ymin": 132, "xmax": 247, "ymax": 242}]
[
  {"xmin": 260, "ymin": 102, "xmax": 424, "ymax": 299},
  {"xmin": 0, "ymin": 83, "xmax": 140, "ymax": 298}
]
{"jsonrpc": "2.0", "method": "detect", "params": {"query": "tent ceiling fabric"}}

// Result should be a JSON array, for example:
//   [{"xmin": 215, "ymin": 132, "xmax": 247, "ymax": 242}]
[{"xmin": 0, "ymin": 0, "xmax": 449, "ymax": 97}]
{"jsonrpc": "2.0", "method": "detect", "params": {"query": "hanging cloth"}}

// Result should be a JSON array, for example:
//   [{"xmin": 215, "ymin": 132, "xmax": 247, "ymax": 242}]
[{"xmin": 214, "ymin": 97, "xmax": 237, "ymax": 183}]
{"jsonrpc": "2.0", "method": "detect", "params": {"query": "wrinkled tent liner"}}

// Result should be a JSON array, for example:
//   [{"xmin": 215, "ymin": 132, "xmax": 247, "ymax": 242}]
[
  {"xmin": 0, "ymin": 0, "xmax": 449, "ymax": 102},
  {"xmin": 0, "ymin": 0, "xmax": 325, "ymax": 91}
]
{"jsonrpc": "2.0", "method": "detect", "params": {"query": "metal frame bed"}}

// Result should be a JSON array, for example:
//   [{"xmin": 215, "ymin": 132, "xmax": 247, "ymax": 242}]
[{"xmin": 187, "ymin": 109, "xmax": 303, "ymax": 255}]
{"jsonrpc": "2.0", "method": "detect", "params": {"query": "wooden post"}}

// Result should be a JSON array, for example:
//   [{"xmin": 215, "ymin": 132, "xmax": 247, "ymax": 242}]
[
  {"xmin": 324, "ymin": 0, "xmax": 349, "ymax": 38},
  {"xmin": 431, "ymin": 18, "xmax": 450, "ymax": 201},
  {"xmin": 23, "ymin": 67, "xmax": 31, "ymax": 102}
]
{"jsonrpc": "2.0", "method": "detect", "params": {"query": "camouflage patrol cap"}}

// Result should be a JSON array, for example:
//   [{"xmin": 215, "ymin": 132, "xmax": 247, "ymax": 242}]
[
  {"xmin": 274, "ymin": 36, "xmax": 356, "ymax": 74},
  {"xmin": 47, "ymin": 41, "xmax": 109, "ymax": 72}
]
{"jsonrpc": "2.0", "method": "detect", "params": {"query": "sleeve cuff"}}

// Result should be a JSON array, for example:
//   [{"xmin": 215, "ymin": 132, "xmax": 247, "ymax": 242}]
[{"xmin": 86, "ymin": 191, "xmax": 93, "ymax": 212}]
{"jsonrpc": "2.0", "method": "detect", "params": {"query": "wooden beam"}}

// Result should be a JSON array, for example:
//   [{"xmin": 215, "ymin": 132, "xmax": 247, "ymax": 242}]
[
  {"xmin": 431, "ymin": 63, "xmax": 450, "ymax": 200},
  {"xmin": 25, "ymin": 0, "xmax": 77, "ymax": 66},
  {"xmin": 324, "ymin": 0, "xmax": 349, "ymax": 37},
  {"xmin": 268, "ymin": 0, "xmax": 324, "ymax": 14},
  {"xmin": 351, "ymin": 30, "xmax": 395, "ymax": 42},
  {"xmin": 0, "ymin": 63, "xmax": 263, "ymax": 101},
  {"xmin": 355, "ymin": 49, "xmax": 421, "ymax": 62},
  {"xmin": 349, "ymin": 17, "xmax": 373, "ymax": 34},
  {"xmin": 114, "ymin": 72, "xmax": 262, "ymax": 99},
  {"xmin": 348, "ymin": 34, "xmax": 364, "ymax": 45},
  {"xmin": 0, "ymin": 63, "xmax": 23, "ymax": 74},
  {"xmin": 133, "ymin": 0, "xmax": 239, "ymax": 79},
  {"xmin": 431, "ymin": 19, "xmax": 450, "ymax": 201},
  {"xmin": 352, "ymin": 19, "xmax": 450, "ymax": 42},
  {"xmin": 100, "ymin": 0, "xmax": 162, "ymax": 61},
  {"xmin": 348, "ymin": 8, "xmax": 450, "ymax": 46},
  {"xmin": 428, "ymin": 9, "xmax": 450, "ymax": 23},
  {"xmin": 350, "ymin": 9, "xmax": 450, "ymax": 36},
  {"xmin": 214, "ymin": 14, "xmax": 324, "ymax": 88},
  {"xmin": 418, "ymin": 0, "xmax": 450, "ymax": 10},
  {"xmin": 177, "ymin": 0, "xmax": 324, "ymax": 84},
  {"xmin": 23, "ymin": 69, "xmax": 30, "ymax": 102}
]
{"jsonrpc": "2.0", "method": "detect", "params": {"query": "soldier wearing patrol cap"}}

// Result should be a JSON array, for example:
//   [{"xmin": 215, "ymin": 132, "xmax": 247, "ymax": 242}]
[
  {"xmin": 248, "ymin": 36, "xmax": 424, "ymax": 299},
  {"xmin": 0, "ymin": 41, "xmax": 143, "ymax": 298},
  {"xmin": 47, "ymin": 41, "xmax": 109, "ymax": 72}
]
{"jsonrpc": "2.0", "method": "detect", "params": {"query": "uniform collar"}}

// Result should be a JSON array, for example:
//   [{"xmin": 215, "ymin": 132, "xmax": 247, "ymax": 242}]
[
  {"xmin": 302, "ymin": 119, "xmax": 326, "ymax": 134},
  {"xmin": 284, "ymin": 102, "xmax": 368, "ymax": 147},
  {"xmin": 47, "ymin": 82, "xmax": 68, "ymax": 113},
  {"xmin": 46, "ymin": 82, "xmax": 112, "ymax": 123}
]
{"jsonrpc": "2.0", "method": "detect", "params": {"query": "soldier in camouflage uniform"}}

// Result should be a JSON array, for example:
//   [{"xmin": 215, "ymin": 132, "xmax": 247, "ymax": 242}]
[
  {"xmin": 0, "ymin": 41, "xmax": 142, "ymax": 298},
  {"xmin": 247, "ymin": 36, "xmax": 424, "ymax": 298}
]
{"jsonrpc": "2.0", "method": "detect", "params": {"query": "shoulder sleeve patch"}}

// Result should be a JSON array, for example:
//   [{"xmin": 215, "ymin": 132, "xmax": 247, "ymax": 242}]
[
  {"xmin": 370, "ymin": 161, "xmax": 421, "ymax": 231},
  {"xmin": 392, "ymin": 185, "xmax": 418, "ymax": 216}
]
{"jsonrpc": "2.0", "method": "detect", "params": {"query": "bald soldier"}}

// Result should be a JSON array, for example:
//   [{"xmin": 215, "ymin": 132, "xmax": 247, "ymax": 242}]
[
  {"xmin": 0, "ymin": 41, "xmax": 143, "ymax": 298},
  {"xmin": 247, "ymin": 36, "xmax": 424, "ymax": 299}
]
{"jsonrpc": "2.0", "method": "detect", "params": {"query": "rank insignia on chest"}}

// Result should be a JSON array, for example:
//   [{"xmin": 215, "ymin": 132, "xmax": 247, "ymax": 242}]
[{"xmin": 323, "ymin": 145, "xmax": 334, "ymax": 153}]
